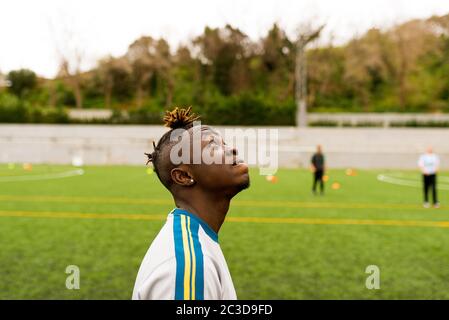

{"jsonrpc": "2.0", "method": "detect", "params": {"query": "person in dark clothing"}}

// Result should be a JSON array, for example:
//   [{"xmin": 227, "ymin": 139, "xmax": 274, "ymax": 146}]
[{"xmin": 311, "ymin": 145, "xmax": 325, "ymax": 195}]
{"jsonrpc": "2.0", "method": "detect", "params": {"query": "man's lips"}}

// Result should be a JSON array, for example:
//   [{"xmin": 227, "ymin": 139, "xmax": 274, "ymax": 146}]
[{"xmin": 232, "ymin": 159, "xmax": 248, "ymax": 174}]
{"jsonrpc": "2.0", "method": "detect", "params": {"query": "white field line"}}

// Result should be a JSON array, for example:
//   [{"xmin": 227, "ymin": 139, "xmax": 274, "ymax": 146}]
[
  {"xmin": 377, "ymin": 173, "xmax": 449, "ymax": 191},
  {"xmin": 0, "ymin": 169, "xmax": 85, "ymax": 182}
]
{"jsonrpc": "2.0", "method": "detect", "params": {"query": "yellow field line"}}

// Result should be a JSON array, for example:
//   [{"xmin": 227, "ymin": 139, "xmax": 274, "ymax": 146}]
[
  {"xmin": 0, "ymin": 210, "xmax": 167, "ymax": 221},
  {"xmin": 0, "ymin": 194, "xmax": 437, "ymax": 211},
  {"xmin": 1, "ymin": 210, "xmax": 449, "ymax": 228},
  {"xmin": 226, "ymin": 216, "xmax": 449, "ymax": 228},
  {"xmin": 0, "ymin": 195, "xmax": 171, "ymax": 205}
]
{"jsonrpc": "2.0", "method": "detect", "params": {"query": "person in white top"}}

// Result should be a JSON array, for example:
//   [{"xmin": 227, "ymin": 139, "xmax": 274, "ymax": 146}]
[
  {"xmin": 418, "ymin": 146, "xmax": 440, "ymax": 208},
  {"xmin": 133, "ymin": 107, "xmax": 250, "ymax": 300}
]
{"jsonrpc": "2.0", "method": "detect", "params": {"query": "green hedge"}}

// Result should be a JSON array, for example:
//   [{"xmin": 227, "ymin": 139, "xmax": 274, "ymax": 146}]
[
  {"xmin": 0, "ymin": 92, "xmax": 297, "ymax": 125},
  {"xmin": 3, "ymin": 90, "xmax": 448, "ymax": 127},
  {"xmin": 198, "ymin": 93, "xmax": 296, "ymax": 126},
  {"xmin": 0, "ymin": 105, "xmax": 70, "ymax": 124},
  {"xmin": 0, "ymin": 94, "xmax": 69, "ymax": 123}
]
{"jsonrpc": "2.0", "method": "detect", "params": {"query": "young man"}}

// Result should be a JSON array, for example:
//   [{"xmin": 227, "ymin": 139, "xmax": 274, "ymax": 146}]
[
  {"xmin": 311, "ymin": 145, "xmax": 325, "ymax": 195},
  {"xmin": 418, "ymin": 146, "xmax": 440, "ymax": 208},
  {"xmin": 133, "ymin": 107, "xmax": 250, "ymax": 300}
]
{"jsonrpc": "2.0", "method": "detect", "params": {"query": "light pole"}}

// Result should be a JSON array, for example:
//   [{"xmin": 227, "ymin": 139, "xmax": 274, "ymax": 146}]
[{"xmin": 295, "ymin": 25, "xmax": 324, "ymax": 127}]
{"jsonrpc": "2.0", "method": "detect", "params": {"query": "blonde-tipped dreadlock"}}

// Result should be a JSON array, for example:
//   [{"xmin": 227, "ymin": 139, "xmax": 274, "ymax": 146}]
[
  {"xmin": 144, "ymin": 141, "xmax": 157, "ymax": 165},
  {"xmin": 163, "ymin": 106, "xmax": 200, "ymax": 130},
  {"xmin": 144, "ymin": 107, "xmax": 201, "ymax": 190}
]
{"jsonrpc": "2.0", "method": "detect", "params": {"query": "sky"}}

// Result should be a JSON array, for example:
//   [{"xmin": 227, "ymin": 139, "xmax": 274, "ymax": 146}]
[{"xmin": 1, "ymin": 0, "xmax": 449, "ymax": 78}]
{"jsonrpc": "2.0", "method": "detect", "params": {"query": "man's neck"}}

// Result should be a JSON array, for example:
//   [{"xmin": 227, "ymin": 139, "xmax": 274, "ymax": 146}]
[{"xmin": 174, "ymin": 190, "xmax": 231, "ymax": 234}]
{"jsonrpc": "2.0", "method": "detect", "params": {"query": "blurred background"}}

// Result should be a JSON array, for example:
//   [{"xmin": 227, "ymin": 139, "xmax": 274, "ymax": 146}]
[
  {"xmin": 1, "ymin": 0, "xmax": 449, "ymax": 167},
  {"xmin": 1, "ymin": 0, "xmax": 449, "ymax": 125}
]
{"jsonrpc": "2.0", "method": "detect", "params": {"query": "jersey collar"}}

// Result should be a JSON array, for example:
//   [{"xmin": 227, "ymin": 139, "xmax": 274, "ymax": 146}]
[{"xmin": 171, "ymin": 208, "xmax": 219, "ymax": 243}]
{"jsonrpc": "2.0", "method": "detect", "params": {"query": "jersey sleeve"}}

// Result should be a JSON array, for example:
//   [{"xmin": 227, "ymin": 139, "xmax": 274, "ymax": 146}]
[
  {"xmin": 203, "ymin": 255, "xmax": 223, "ymax": 300},
  {"xmin": 132, "ymin": 258, "xmax": 176, "ymax": 300}
]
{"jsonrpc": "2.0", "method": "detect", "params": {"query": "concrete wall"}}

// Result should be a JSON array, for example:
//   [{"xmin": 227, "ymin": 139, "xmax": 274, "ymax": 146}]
[
  {"xmin": 1, "ymin": 124, "xmax": 448, "ymax": 169},
  {"xmin": 307, "ymin": 113, "xmax": 449, "ymax": 127},
  {"xmin": 68, "ymin": 109, "xmax": 113, "ymax": 120},
  {"xmin": 67, "ymin": 109, "xmax": 449, "ymax": 127}
]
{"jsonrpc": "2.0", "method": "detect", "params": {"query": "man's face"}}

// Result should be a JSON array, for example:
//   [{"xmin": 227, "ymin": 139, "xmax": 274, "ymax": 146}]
[{"xmin": 188, "ymin": 126, "xmax": 250, "ymax": 197}]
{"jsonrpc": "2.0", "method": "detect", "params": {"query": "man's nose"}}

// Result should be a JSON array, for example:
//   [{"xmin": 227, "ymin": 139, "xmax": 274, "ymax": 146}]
[{"xmin": 225, "ymin": 146, "xmax": 237, "ymax": 156}]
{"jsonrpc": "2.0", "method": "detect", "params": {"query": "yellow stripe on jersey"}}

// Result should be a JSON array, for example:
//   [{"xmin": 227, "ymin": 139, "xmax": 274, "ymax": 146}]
[
  {"xmin": 180, "ymin": 215, "xmax": 191, "ymax": 300},
  {"xmin": 187, "ymin": 216, "xmax": 196, "ymax": 300}
]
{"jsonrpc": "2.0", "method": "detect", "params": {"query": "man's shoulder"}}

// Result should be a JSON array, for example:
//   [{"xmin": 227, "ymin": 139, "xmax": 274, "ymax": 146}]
[
  {"xmin": 140, "ymin": 219, "xmax": 176, "ymax": 266},
  {"xmin": 132, "ymin": 220, "xmax": 176, "ymax": 297}
]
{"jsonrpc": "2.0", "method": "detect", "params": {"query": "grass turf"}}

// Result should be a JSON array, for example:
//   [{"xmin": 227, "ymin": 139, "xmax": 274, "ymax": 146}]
[{"xmin": 0, "ymin": 164, "xmax": 448, "ymax": 299}]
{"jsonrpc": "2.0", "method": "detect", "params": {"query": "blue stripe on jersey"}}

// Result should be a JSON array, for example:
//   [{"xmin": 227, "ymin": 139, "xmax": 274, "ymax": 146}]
[
  {"xmin": 172, "ymin": 208, "xmax": 206, "ymax": 300},
  {"xmin": 173, "ymin": 213, "xmax": 185, "ymax": 300},
  {"xmin": 173, "ymin": 208, "xmax": 218, "ymax": 243},
  {"xmin": 186, "ymin": 217, "xmax": 194, "ymax": 299},
  {"xmin": 189, "ymin": 219, "xmax": 205, "ymax": 300}
]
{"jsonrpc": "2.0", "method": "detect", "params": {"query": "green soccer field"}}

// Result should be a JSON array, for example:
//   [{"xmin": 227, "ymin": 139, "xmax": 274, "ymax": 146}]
[{"xmin": 0, "ymin": 164, "xmax": 448, "ymax": 299}]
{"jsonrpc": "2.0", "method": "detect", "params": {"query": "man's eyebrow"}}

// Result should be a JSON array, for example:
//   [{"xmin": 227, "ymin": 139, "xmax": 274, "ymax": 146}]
[
  {"xmin": 203, "ymin": 132, "xmax": 226, "ymax": 146},
  {"xmin": 201, "ymin": 126, "xmax": 219, "ymax": 135},
  {"xmin": 201, "ymin": 133, "xmax": 222, "ymax": 141}
]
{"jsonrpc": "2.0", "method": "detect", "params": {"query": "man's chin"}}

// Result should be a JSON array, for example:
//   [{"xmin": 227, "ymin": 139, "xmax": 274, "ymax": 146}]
[
  {"xmin": 227, "ymin": 176, "xmax": 250, "ymax": 199},
  {"xmin": 237, "ymin": 175, "xmax": 250, "ymax": 191}
]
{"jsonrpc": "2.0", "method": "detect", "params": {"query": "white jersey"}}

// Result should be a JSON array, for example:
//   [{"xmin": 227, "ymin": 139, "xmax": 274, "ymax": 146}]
[
  {"xmin": 132, "ymin": 208, "xmax": 237, "ymax": 300},
  {"xmin": 418, "ymin": 153, "xmax": 440, "ymax": 175}
]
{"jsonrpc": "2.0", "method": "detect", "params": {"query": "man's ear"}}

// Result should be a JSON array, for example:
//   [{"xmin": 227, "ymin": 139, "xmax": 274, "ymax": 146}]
[{"xmin": 171, "ymin": 166, "xmax": 195, "ymax": 187}]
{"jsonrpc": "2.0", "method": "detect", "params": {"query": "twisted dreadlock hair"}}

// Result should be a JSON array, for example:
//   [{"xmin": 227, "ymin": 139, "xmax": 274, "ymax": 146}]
[{"xmin": 145, "ymin": 107, "xmax": 200, "ymax": 190}]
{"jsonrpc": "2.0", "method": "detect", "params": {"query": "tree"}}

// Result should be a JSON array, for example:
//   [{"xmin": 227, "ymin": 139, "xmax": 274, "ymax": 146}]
[
  {"xmin": 97, "ymin": 57, "xmax": 132, "ymax": 108},
  {"xmin": 193, "ymin": 25, "xmax": 251, "ymax": 95},
  {"xmin": 7, "ymin": 69, "xmax": 37, "ymax": 98},
  {"xmin": 126, "ymin": 36, "xmax": 173, "ymax": 108},
  {"xmin": 343, "ymin": 28, "xmax": 397, "ymax": 111},
  {"xmin": 49, "ymin": 12, "xmax": 87, "ymax": 109},
  {"xmin": 57, "ymin": 57, "xmax": 84, "ymax": 109},
  {"xmin": 171, "ymin": 46, "xmax": 201, "ymax": 105},
  {"xmin": 307, "ymin": 45, "xmax": 346, "ymax": 109},
  {"xmin": 155, "ymin": 39, "xmax": 174, "ymax": 107},
  {"xmin": 389, "ymin": 20, "xmax": 438, "ymax": 110},
  {"xmin": 259, "ymin": 24, "xmax": 294, "ymax": 100}
]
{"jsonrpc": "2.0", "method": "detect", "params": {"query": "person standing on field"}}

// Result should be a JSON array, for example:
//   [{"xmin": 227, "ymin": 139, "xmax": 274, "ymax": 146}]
[
  {"xmin": 133, "ymin": 107, "xmax": 250, "ymax": 300},
  {"xmin": 418, "ymin": 146, "xmax": 440, "ymax": 208},
  {"xmin": 311, "ymin": 145, "xmax": 325, "ymax": 195}
]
